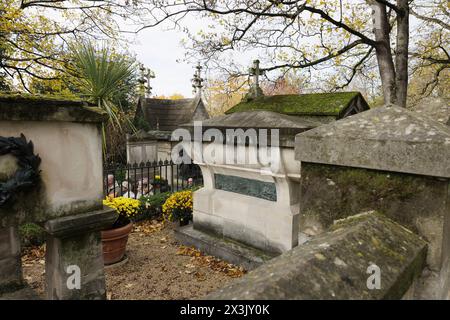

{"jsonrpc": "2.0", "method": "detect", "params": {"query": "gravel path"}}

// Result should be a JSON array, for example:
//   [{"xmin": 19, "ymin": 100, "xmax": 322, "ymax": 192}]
[{"xmin": 21, "ymin": 220, "xmax": 244, "ymax": 300}]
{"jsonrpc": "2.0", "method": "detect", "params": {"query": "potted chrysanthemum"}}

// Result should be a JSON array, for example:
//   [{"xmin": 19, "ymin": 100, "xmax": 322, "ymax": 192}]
[
  {"xmin": 101, "ymin": 196, "xmax": 141, "ymax": 265},
  {"xmin": 162, "ymin": 190, "xmax": 193, "ymax": 226},
  {"xmin": 151, "ymin": 175, "xmax": 171, "ymax": 193}
]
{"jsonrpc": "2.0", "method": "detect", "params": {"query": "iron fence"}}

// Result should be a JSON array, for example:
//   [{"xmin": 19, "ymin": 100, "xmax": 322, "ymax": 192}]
[{"xmin": 103, "ymin": 160, "xmax": 203, "ymax": 199}]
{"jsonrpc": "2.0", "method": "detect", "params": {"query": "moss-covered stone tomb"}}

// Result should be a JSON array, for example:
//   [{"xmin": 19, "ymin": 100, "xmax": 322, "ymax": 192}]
[
  {"xmin": 294, "ymin": 103, "xmax": 450, "ymax": 299},
  {"xmin": 207, "ymin": 101, "xmax": 449, "ymax": 299}
]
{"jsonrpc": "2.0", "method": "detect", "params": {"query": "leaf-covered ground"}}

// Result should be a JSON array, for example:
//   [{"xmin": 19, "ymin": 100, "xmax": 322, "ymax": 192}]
[{"xmin": 21, "ymin": 220, "xmax": 245, "ymax": 300}]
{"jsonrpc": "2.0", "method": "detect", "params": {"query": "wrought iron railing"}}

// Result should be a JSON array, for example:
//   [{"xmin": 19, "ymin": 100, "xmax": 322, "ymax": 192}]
[{"xmin": 103, "ymin": 161, "xmax": 203, "ymax": 199}]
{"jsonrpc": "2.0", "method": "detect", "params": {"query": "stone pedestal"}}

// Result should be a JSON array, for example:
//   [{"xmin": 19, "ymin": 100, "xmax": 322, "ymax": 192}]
[
  {"xmin": 44, "ymin": 208, "xmax": 116, "ymax": 300},
  {"xmin": 0, "ymin": 226, "xmax": 23, "ymax": 293}
]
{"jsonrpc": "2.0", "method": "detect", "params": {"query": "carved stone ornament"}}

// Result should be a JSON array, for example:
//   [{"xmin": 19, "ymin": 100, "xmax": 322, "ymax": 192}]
[{"xmin": 0, "ymin": 134, "xmax": 41, "ymax": 206}]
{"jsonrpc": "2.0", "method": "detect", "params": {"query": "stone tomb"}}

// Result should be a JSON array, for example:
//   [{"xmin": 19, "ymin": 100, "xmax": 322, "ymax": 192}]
[
  {"xmin": 175, "ymin": 110, "xmax": 322, "ymax": 267},
  {"xmin": 295, "ymin": 104, "xmax": 450, "ymax": 299},
  {"xmin": 0, "ymin": 95, "xmax": 116, "ymax": 299},
  {"xmin": 176, "ymin": 87, "xmax": 371, "ymax": 267}
]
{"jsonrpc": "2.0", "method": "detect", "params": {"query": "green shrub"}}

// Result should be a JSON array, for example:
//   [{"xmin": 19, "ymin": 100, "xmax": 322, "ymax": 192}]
[
  {"xmin": 137, "ymin": 192, "xmax": 171, "ymax": 221},
  {"xmin": 19, "ymin": 223, "xmax": 46, "ymax": 247}
]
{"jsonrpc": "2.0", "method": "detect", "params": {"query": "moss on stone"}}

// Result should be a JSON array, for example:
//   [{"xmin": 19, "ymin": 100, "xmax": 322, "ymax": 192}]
[
  {"xmin": 0, "ymin": 91, "xmax": 85, "ymax": 103},
  {"xmin": 300, "ymin": 162, "xmax": 447, "ymax": 236},
  {"xmin": 226, "ymin": 92, "xmax": 361, "ymax": 116},
  {"xmin": 19, "ymin": 223, "xmax": 46, "ymax": 247},
  {"xmin": 0, "ymin": 93, "xmax": 106, "ymax": 123},
  {"xmin": 207, "ymin": 212, "xmax": 427, "ymax": 300}
]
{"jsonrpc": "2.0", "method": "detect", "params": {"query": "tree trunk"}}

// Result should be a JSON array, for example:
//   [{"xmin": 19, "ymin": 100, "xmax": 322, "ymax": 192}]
[
  {"xmin": 394, "ymin": 0, "xmax": 409, "ymax": 108},
  {"xmin": 371, "ymin": 2, "xmax": 397, "ymax": 105}
]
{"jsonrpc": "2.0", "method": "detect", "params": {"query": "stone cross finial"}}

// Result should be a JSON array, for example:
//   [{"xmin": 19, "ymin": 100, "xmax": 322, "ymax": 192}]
[
  {"xmin": 138, "ymin": 63, "xmax": 146, "ymax": 97},
  {"xmin": 192, "ymin": 62, "xmax": 204, "ymax": 94},
  {"xmin": 145, "ymin": 69, "xmax": 155, "ymax": 98},
  {"xmin": 138, "ymin": 63, "xmax": 155, "ymax": 98},
  {"xmin": 245, "ymin": 59, "xmax": 265, "ymax": 100},
  {"xmin": 249, "ymin": 59, "xmax": 263, "ymax": 89}
]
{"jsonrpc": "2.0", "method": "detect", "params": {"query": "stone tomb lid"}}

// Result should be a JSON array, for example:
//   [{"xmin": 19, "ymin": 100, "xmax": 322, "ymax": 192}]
[
  {"xmin": 181, "ymin": 110, "xmax": 322, "ymax": 147},
  {"xmin": 410, "ymin": 97, "xmax": 450, "ymax": 126},
  {"xmin": 0, "ymin": 93, "xmax": 106, "ymax": 123},
  {"xmin": 295, "ymin": 104, "xmax": 450, "ymax": 178}
]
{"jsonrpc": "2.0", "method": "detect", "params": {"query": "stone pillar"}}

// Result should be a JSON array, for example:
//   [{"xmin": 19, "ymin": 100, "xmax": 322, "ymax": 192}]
[
  {"xmin": 44, "ymin": 208, "xmax": 116, "ymax": 300},
  {"xmin": 0, "ymin": 226, "xmax": 23, "ymax": 293}
]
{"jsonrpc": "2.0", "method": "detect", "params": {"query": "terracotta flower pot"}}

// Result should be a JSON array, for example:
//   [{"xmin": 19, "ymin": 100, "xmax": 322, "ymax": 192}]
[{"xmin": 101, "ymin": 222, "xmax": 133, "ymax": 265}]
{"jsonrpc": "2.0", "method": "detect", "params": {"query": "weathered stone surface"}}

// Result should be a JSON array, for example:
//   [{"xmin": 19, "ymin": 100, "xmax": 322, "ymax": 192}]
[
  {"xmin": 0, "ymin": 285, "xmax": 41, "ymax": 300},
  {"xmin": 44, "ymin": 207, "xmax": 116, "ymax": 238},
  {"xmin": 295, "ymin": 104, "xmax": 450, "ymax": 178},
  {"xmin": 410, "ymin": 97, "xmax": 449, "ymax": 126},
  {"xmin": 175, "ymin": 224, "xmax": 276, "ymax": 270},
  {"xmin": 0, "ymin": 94, "xmax": 106, "ymax": 123},
  {"xmin": 45, "ymin": 231, "xmax": 106, "ymax": 300},
  {"xmin": 207, "ymin": 212, "xmax": 427, "ymax": 300},
  {"xmin": 181, "ymin": 110, "xmax": 320, "ymax": 147},
  {"xmin": 299, "ymin": 163, "xmax": 448, "ymax": 271},
  {"xmin": 0, "ymin": 119, "xmax": 105, "ymax": 227},
  {"xmin": 44, "ymin": 208, "xmax": 116, "ymax": 299},
  {"xmin": 0, "ymin": 226, "xmax": 23, "ymax": 293}
]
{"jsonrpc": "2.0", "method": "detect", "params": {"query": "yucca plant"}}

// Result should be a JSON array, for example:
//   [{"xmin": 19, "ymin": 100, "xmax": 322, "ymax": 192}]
[{"xmin": 70, "ymin": 41, "xmax": 136, "ymax": 132}]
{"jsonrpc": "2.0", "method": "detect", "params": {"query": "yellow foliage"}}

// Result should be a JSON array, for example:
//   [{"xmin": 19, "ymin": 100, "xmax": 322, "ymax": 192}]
[{"xmin": 205, "ymin": 76, "xmax": 248, "ymax": 115}]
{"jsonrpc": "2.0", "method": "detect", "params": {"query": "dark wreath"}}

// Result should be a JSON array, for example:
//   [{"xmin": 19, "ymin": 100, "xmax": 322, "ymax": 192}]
[{"xmin": 0, "ymin": 134, "xmax": 41, "ymax": 207}]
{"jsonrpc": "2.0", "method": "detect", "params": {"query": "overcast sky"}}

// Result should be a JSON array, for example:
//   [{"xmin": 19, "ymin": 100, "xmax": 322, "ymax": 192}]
[
  {"xmin": 127, "ymin": 27, "xmax": 196, "ymax": 98},
  {"xmin": 125, "ymin": 15, "xmax": 256, "ymax": 98}
]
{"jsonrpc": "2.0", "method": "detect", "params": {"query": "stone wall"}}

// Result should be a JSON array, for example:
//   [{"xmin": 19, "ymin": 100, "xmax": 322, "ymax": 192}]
[{"xmin": 300, "ymin": 163, "xmax": 448, "ymax": 271}]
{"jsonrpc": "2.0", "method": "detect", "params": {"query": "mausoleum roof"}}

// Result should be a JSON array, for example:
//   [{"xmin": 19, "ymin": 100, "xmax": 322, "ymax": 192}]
[
  {"xmin": 226, "ymin": 91, "xmax": 368, "ymax": 117},
  {"xmin": 295, "ymin": 104, "xmax": 450, "ymax": 178},
  {"xmin": 135, "ymin": 94, "xmax": 209, "ymax": 131}
]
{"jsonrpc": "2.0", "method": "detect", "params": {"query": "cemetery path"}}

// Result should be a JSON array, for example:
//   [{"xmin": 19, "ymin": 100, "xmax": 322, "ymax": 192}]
[{"xmin": 21, "ymin": 221, "xmax": 245, "ymax": 300}]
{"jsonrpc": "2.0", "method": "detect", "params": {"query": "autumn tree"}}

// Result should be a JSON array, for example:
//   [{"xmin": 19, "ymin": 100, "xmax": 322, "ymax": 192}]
[
  {"xmin": 0, "ymin": 0, "xmax": 143, "ymax": 91},
  {"xmin": 409, "ymin": 0, "xmax": 449, "ymax": 101},
  {"xmin": 261, "ymin": 72, "xmax": 307, "ymax": 96},
  {"xmin": 154, "ymin": 93, "xmax": 186, "ymax": 100},
  {"xmin": 139, "ymin": 0, "xmax": 447, "ymax": 108},
  {"xmin": 204, "ymin": 76, "xmax": 249, "ymax": 115}
]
